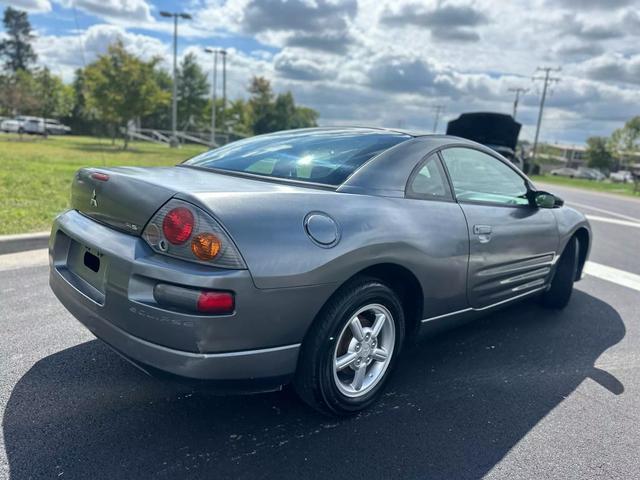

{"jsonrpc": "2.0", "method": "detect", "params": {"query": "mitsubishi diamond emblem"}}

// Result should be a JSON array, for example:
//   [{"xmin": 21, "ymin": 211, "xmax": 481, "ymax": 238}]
[{"xmin": 90, "ymin": 189, "xmax": 98, "ymax": 208}]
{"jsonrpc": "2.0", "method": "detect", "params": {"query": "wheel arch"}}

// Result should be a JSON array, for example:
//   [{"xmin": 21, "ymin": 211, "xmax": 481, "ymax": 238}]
[
  {"xmin": 309, "ymin": 262, "xmax": 424, "ymax": 342},
  {"xmin": 573, "ymin": 227, "xmax": 590, "ymax": 281}
]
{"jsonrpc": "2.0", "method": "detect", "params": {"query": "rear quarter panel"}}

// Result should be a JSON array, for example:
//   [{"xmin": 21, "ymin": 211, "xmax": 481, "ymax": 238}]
[{"xmin": 180, "ymin": 190, "xmax": 470, "ymax": 320}]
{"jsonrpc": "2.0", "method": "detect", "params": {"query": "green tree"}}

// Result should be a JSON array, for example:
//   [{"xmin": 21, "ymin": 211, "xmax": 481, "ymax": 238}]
[
  {"xmin": 248, "ymin": 76, "xmax": 277, "ymax": 135},
  {"xmin": 67, "ymin": 68, "xmax": 95, "ymax": 134},
  {"xmin": 142, "ymin": 67, "xmax": 172, "ymax": 130},
  {"xmin": 177, "ymin": 53, "xmax": 209, "ymax": 129},
  {"xmin": 274, "ymin": 91, "xmax": 318, "ymax": 130},
  {"xmin": 247, "ymin": 76, "xmax": 318, "ymax": 135},
  {"xmin": 608, "ymin": 117, "xmax": 640, "ymax": 169},
  {"xmin": 34, "ymin": 68, "xmax": 73, "ymax": 115},
  {"xmin": 609, "ymin": 116, "xmax": 640, "ymax": 158},
  {"xmin": 83, "ymin": 41, "xmax": 169, "ymax": 148},
  {"xmin": 0, "ymin": 6, "xmax": 37, "ymax": 72},
  {"xmin": 0, "ymin": 69, "xmax": 37, "ymax": 115},
  {"xmin": 585, "ymin": 136, "xmax": 613, "ymax": 171}
]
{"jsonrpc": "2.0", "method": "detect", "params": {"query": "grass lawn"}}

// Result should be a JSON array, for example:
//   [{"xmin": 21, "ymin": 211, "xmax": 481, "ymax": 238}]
[
  {"xmin": 0, "ymin": 134, "xmax": 208, "ymax": 235},
  {"xmin": 531, "ymin": 174, "xmax": 640, "ymax": 198}
]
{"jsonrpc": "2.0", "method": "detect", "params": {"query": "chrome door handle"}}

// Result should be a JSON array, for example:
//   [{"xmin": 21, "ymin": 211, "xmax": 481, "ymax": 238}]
[{"xmin": 473, "ymin": 225, "xmax": 492, "ymax": 235}]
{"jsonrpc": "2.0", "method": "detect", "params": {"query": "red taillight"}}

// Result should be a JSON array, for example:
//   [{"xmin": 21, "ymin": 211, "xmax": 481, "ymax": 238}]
[
  {"xmin": 162, "ymin": 207, "xmax": 194, "ymax": 245},
  {"xmin": 91, "ymin": 172, "xmax": 109, "ymax": 181},
  {"xmin": 197, "ymin": 291, "xmax": 234, "ymax": 314}
]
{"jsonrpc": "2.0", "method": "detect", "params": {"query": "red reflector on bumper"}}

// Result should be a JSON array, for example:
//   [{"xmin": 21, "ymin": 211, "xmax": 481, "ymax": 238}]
[
  {"xmin": 197, "ymin": 291, "xmax": 234, "ymax": 314},
  {"xmin": 153, "ymin": 283, "xmax": 234, "ymax": 315}
]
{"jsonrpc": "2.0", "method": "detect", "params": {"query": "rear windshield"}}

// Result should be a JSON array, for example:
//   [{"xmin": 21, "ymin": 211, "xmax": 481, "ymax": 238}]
[{"xmin": 183, "ymin": 129, "xmax": 411, "ymax": 186}]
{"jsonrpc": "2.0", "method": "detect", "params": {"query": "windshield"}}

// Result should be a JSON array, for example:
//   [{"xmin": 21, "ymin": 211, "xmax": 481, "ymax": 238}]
[{"xmin": 183, "ymin": 129, "xmax": 411, "ymax": 186}]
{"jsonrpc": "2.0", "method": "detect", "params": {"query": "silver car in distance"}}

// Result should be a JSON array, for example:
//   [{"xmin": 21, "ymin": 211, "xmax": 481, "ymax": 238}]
[{"xmin": 49, "ymin": 127, "xmax": 591, "ymax": 415}]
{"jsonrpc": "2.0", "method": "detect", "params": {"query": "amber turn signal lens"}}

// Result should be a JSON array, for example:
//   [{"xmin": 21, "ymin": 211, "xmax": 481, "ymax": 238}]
[{"xmin": 191, "ymin": 232, "xmax": 221, "ymax": 260}]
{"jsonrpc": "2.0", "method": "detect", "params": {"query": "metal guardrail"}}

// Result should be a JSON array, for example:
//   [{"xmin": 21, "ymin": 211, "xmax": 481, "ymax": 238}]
[{"xmin": 122, "ymin": 127, "xmax": 247, "ymax": 147}]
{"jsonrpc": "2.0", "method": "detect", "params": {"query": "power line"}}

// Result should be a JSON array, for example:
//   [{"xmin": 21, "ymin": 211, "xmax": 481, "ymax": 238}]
[
  {"xmin": 432, "ymin": 105, "xmax": 444, "ymax": 133},
  {"xmin": 531, "ymin": 67, "xmax": 561, "ymax": 161},
  {"xmin": 507, "ymin": 87, "xmax": 528, "ymax": 120}
]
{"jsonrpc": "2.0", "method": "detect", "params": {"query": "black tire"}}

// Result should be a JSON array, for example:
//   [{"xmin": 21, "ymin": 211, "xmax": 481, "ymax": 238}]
[
  {"xmin": 540, "ymin": 236, "xmax": 579, "ymax": 309},
  {"xmin": 294, "ymin": 276, "xmax": 405, "ymax": 416}
]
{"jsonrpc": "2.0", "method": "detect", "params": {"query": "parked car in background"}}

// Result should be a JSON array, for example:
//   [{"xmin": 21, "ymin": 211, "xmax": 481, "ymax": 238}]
[
  {"xmin": 576, "ymin": 167, "xmax": 605, "ymax": 181},
  {"xmin": 1, "ymin": 118, "xmax": 23, "ymax": 133},
  {"xmin": 44, "ymin": 119, "xmax": 71, "ymax": 135},
  {"xmin": 550, "ymin": 167, "xmax": 578, "ymax": 178},
  {"xmin": 22, "ymin": 117, "xmax": 71, "ymax": 135},
  {"xmin": 610, "ymin": 170, "xmax": 633, "ymax": 183}
]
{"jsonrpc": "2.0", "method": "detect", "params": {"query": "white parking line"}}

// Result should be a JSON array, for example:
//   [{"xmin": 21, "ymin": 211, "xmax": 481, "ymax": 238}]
[
  {"xmin": 0, "ymin": 249, "xmax": 49, "ymax": 272},
  {"xmin": 567, "ymin": 201, "xmax": 640, "ymax": 223},
  {"xmin": 584, "ymin": 261, "xmax": 640, "ymax": 293},
  {"xmin": 585, "ymin": 215, "xmax": 640, "ymax": 229}
]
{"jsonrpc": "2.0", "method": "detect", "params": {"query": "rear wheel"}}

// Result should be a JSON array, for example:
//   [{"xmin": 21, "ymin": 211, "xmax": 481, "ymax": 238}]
[
  {"xmin": 294, "ymin": 277, "xmax": 405, "ymax": 415},
  {"xmin": 540, "ymin": 236, "xmax": 579, "ymax": 309}
]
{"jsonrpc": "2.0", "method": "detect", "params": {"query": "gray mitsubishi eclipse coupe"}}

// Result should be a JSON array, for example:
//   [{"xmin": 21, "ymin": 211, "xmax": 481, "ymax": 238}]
[{"xmin": 49, "ymin": 127, "xmax": 591, "ymax": 415}]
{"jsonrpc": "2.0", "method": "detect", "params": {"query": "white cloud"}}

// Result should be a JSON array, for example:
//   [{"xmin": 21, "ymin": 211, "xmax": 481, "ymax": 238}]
[
  {"xmin": 1, "ymin": 0, "xmax": 51, "ymax": 12},
  {"xmin": 54, "ymin": 0, "xmax": 152, "ymax": 22},
  {"xmin": 582, "ymin": 53, "xmax": 640, "ymax": 86},
  {"xmin": 33, "ymin": 24, "xmax": 168, "ymax": 80}
]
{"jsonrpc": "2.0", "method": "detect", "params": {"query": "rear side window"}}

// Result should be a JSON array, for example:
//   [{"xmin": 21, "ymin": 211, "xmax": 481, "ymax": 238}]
[
  {"xmin": 441, "ymin": 147, "xmax": 529, "ymax": 206},
  {"xmin": 183, "ymin": 129, "xmax": 411, "ymax": 186},
  {"xmin": 407, "ymin": 155, "xmax": 452, "ymax": 201}
]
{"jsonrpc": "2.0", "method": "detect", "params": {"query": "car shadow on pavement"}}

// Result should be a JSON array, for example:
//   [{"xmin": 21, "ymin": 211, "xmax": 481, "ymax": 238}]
[{"xmin": 3, "ymin": 290, "xmax": 625, "ymax": 480}]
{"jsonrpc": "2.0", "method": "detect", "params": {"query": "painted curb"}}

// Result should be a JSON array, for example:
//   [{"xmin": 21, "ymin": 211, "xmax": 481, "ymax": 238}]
[{"xmin": 0, "ymin": 231, "xmax": 50, "ymax": 255}]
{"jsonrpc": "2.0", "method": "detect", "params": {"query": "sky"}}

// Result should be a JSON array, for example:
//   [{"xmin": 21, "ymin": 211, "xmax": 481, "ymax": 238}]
[{"xmin": 2, "ymin": 0, "xmax": 640, "ymax": 144}]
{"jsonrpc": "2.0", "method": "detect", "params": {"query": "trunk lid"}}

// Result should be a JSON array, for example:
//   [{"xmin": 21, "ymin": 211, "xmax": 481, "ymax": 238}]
[{"xmin": 71, "ymin": 166, "xmax": 306, "ymax": 235}]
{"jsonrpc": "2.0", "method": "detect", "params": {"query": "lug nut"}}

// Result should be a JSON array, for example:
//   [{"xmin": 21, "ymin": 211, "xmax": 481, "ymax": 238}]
[{"xmin": 355, "ymin": 343, "xmax": 361, "ymax": 351}]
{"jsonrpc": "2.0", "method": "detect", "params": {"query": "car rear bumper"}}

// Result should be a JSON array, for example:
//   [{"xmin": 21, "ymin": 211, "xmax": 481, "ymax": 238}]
[{"xmin": 49, "ymin": 210, "xmax": 333, "ymax": 390}]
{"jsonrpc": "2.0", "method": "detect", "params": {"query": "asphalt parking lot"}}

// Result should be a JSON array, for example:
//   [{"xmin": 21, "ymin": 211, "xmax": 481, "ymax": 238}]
[{"xmin": 1, "ymin": 184, "xmax": 639, "ymax": 480}]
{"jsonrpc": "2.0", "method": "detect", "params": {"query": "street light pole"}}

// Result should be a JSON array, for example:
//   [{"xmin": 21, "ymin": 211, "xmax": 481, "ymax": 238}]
[
  {"xmin": 160, "ymin": 10, "xmax": 192, "ymax": 148},
  {"xmin": 220, "ymin": 49, "xmax": 227, "ymax": 133},
  {"xmin": 204, "ymin": 47, "xmax": 218, "ymax": 146}
]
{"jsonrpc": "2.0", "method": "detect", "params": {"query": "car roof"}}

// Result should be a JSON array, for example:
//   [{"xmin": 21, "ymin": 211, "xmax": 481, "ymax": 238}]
[{"xmin": 339, "ymin": 133, "xmax": 493, "ymax": 196}]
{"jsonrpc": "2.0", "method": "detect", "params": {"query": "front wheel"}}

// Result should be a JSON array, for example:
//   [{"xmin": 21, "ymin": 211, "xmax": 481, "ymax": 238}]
[
  {"xmin": 294, "ymin": 277, "xmax": 405, "ymax": 416},
  {"xmin": 540, "ymin": 236, "xmax": 579, "ymax": 309}
]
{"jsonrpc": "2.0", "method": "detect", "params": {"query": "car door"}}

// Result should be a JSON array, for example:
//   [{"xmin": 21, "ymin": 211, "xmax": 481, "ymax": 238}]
[
  {"xmin": 440, "ymin": 147, "xmax": 560, "ymax": 309},
  {"xmin": 404, "ymin": 153, "xmax": 470, "ymax": 319}
]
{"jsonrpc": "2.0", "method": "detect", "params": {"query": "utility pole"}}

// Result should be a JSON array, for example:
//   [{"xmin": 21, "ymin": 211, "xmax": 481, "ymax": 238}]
[
  {"xmin": 531, "ymin": 67, "xmax": 561, "ymax": 161},
  {"xmin": 508, "ymin": 87, "xmax": 529, "ymax": 120},
  {"xmin": 220, "ymin": 49, "xmax": 227, "ymax": 133},
  {"xmin": 160, "ymin": 10, "xmax": 192, "ymax": 148},
  {"xmin": 204, "ymin": 47, "xmax": 218, "ymax": 146},
  {"xmin": 432, "ymin": 105, "xmax": 444, "ymax": 133}
]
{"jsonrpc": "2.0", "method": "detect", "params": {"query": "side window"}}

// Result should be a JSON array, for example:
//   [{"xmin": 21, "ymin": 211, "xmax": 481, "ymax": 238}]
[
  {"xmin": 441, "ymin": 148, "xmax": 529, "ymax": 206},
  {"xmin": 407, "ymin": 154, "xmax": 452, "ymax": 201}
]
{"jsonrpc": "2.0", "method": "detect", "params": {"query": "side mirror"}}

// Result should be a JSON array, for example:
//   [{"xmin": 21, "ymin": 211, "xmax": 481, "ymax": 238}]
[{"xmin": 532, "ymin": 191, "xmax": 563, "ymax": 208}]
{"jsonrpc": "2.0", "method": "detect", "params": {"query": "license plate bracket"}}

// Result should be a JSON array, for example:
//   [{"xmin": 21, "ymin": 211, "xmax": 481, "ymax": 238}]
[{"xmin": 67, "ymin": 241, "xmax": 108, "ymax": 296}]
